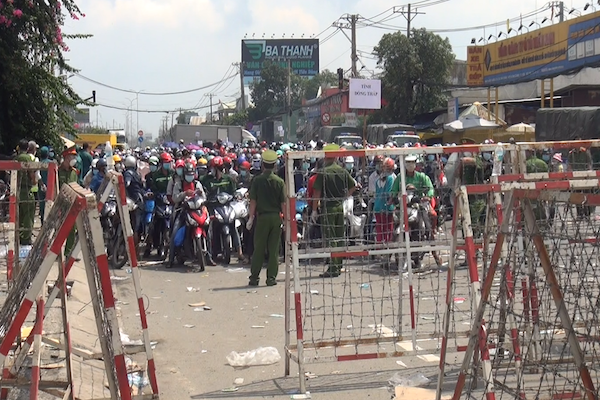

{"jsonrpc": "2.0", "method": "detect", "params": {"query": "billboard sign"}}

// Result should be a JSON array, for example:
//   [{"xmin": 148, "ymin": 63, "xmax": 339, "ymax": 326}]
[
  {"xmin": 467, "ymin": 10, "xmax": 600, "ymax": 86},
  {"xmin": 241, "ymin": 39, "xmax": 319, "ymax": 85}
]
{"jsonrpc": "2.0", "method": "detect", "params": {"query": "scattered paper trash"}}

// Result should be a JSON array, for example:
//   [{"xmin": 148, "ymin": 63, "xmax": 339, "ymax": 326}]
[
  {"xmin": 251, "ymin": 325, "xmax": 265, "ymax": 329},
  {"xmin": 304, "ymin": 372, "xmax": 317, "ymax": 379},
  {"xmin": 226, "ymin": 346, "xmax": 281, "ymax": 367},
  {"xmin": 290, "ymin": 392, "xmax": 311, "ymax": 399},
  {"xmin": 388, "ymin": 372, "xmax": 431, "ymax": 388},
  {"xmin": 234, "ymin": 378, "xmax": 244, "ymax": 385},
  {"xmin": 193, "ymin": 308, "xmax": 204, "ymax": 312},
  {"xmin": 120, "ymin": 331, "xmax": 143, "ymax": 346},
  {"xmin": 188, "ymin": 302, "xmax": 206, "ymax": 307},
  {"xmin": 221, "ymin": 387, "xmax": 239, "ymax": 392},
  {"xmin": 186, "ymin": 287, "xmax": 200, "ymax": 292},
  {"xmin": 226, "ymin": 268, "xmax": 245, "ymax": 273},
  {"xmin": 309, "ymin": 290, "xmax": 319, "ymax": 295},
  {"xmin": 128, "ymin": 371, "xmax": 149, "ymax": 390},
  {"xmin": 269, "ymin": 314, "xmax": 284, "ymax": 318},
  {"xmin": 360, "ymin": 283, "xmax": 370, "ymax": 289},
  {"xmin": 201, "ymin": 350, "xmax": 208, "ymax": 353},
  {"xmin": 453, "ymin": 297, "xmax": 466, "ymax": 304},
  {"xmin": 110, "ymin": 276, "xmax": 129, "ymax": 281},
  {"xmin": 183, "ymin": 324, "xmax": 195, "ymax": 328}
]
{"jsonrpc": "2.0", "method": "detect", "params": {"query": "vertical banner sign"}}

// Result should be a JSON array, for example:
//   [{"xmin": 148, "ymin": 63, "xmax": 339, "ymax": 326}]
[
  {"xmin": 241, "ymin": 39, "xmax": 319, "ymax": 85},
  {"xmin": 348, "ymin": 79, "xmax": 382, "ymax": 110},
  {"xmin": 447, "ymin": 98, "xmax": 459, "ymax": 122}
]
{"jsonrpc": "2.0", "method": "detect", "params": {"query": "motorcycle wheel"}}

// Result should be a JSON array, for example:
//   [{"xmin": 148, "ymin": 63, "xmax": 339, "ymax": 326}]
[
  {"xmin": 222, "ymin": 233, "xmax": 231, "ymax": 265},
  {"xmin": 112, "ymin": 232, "xmax": 128, "ymax": 269},
  {"xmin": 194, "ymin": 236, "xmax": 205, "ymax": 272}
]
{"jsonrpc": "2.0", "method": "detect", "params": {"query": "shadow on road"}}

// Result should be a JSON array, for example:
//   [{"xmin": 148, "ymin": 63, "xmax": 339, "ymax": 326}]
[{"xmin": 190, "ymin": 367, "xmax": 460, "ymax": 399}]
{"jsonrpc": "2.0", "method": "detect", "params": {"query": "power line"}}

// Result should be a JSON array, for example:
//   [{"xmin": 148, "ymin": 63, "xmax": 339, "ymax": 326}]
[
  {"xmin": 73, "ymin": 71, "xmax": 238, "ymax": 96},
  {"xmin": 94, "ymin": 102, "xmax": 212, "ymax": 113}
]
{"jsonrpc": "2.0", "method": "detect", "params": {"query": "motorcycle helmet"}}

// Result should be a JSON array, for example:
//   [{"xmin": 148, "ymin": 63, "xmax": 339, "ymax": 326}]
[
  {"xmin": 124, "ymin": 155, "xmax": 137, "ymax": 169},
  {"xmin": 223, "ymin": 156, "xmax": 232, "ymax": 169},
  {"xmin": 195, "ymin": 150, "xmax": 204, "ymax": 159},
  {"xmin": 183, "ymin": 162, "xmax": 195, "ymax": 183},
  {"xmin": 160, "ymin": 152, "xmax": 172, "ymax": 163},
  {"xmin": 251, "ymin": 153, "xmax": 262, "ymax": 170},
  {"xmin": 383, "ymin": 157, "xmax": 395, "ymax": 172},
  {"xmin": 91, "ymin": 158, "xmax": 98, "ymax": 169},
  {"xmin": 198, "ymin": 157, "xmax": 208, "ymax": 166},
  {"xmin": 149, "ymin": 156, "xmax": 159, "ymax": 166},
  {"xmin": 113, "ymin": 154, "xmax": 122, "ymax": 163},
  {"xmin": 175, "ymin": 159, "xmax": 185, "ymax": 176},
  {"xmin": 211, "ymin": 156, "xmax": 224, "ymax": 169},
  {"xmin": 96, "ymin": 158, "xmax": 107, "ymax": 170}
]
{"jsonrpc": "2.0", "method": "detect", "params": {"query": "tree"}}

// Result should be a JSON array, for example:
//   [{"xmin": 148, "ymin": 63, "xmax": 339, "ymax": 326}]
[
  {"xmin": 0, "ymin": 0, "xmax": 88, "ymax": 154},
  {"xmin": 222, "ymin": 110, "xmax": 248, "ymax": 127},
  {"xmin": 176, "ymin": 111, "xmax": 198, "ymax": 124},
  {"xmin": 247, "ymin": 62, "xmax": 304, "ymax": 122},
  {"xmin": 302, "ymin": 69, "xmax": 338, "ymax": 100},
  {"xmin": 373, "ymin": 28, "xmax": 454, "ymax": 123}
]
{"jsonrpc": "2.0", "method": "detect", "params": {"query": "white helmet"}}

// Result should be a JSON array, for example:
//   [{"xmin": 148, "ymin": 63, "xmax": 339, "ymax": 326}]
[
  {"xmin": 344, "ymin": 156, "xmax": 354, "ymax": 163},
  {"xmin": 124, "ymin": 155, "xmax": 137, "ymax": 169},
  {"xmin": 91, "ymin": 158, "xmax": 98, "ymax": 169}
]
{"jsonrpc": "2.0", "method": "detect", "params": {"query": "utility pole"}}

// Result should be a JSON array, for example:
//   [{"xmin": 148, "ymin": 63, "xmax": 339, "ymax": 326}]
[
  {"xmin": 287, "ymin": 59, "xmax": 292, "ymax": 141},
  {"xmin": 238, "ymin": 62, "xmax": 246, "ymax": 110},
  {"xmin": 204, "ymin": 93, "xmax": 214, "ymax": 122},
  {"xmin": 350, "ymin": 14, "xmax": 358, "ymax": 77},
  {"xmin": 394, "ymin": 4, "xmax": 425, "ymax": 38}
]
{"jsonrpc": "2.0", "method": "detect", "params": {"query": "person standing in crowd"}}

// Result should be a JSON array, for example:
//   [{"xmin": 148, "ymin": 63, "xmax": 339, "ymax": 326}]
[
  {"xmin": 238, "ymin": 161, "xmax": 252, "ymax": 188},
  {"xmin": 38, "ymin": 146, "xmax": 52, "ymax": 225},
  {"xmin": 312, "ymin": 144, "xmax": 357, "ymax": 278},
  {"xmin": 568, "ymin": 138, "xmax": 593, "ymax": 218},
  {"xmin": 123, "ymin": 155, "xmax": 145, "ymax": 246},
  {"xmin": 78, "ymin": 143, "xmax": 93, "ymax": 185},
  {"xmin": 246, "ymin": 150, "xmax": 285, "ymax": 286},
  {"xmin": 58, "ymin": 146, "xmax": 79, "ymax": 256},
  {"xmin": 374, "ymin": 157, "xmax": 395, "ymax": 244},
  {"xmin": 15, "ymin": 140, "xmax": 37, "ymax": 245}
]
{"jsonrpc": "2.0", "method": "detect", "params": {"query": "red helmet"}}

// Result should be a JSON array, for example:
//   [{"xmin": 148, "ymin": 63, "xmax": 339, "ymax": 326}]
[
  {"xmin": 160, "ymin": 152, "xmax": 172, "ymax": 163},
  {"xmin": 240, "ymin": 161, "xmax": 251, "ymax": 170},
  {"xmin": 374, "ymin": 155, "xmax": 384, "ymax": 163},
  {"xmin": 223, "ymin": 156, "xmax": 232, "ymax": 166},
  {"xmin": 175, "ymin": 159, "xmax": 185, "ymax": 168},
  {"xmin": 228, "ymin": 152, "xmax": 237, "ymax": 161},
  {"xmin": 211, "ymin": 156, "xmax": 224, "ymax": 168}
]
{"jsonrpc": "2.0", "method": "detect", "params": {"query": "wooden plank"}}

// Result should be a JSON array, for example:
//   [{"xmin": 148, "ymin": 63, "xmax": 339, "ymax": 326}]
[{"xmin": 41, "ymin": 337, "xmax": 103, "ymax": 360}]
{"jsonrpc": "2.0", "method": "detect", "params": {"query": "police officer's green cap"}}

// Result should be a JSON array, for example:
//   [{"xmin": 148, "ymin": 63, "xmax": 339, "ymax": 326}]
[
  {"xmin": 262, "ymin": 149, "xmax": 278, "ymax": 164},
  {"xmin": 323, "ymin": 143, "xmax": 340, "ymax": 151}
]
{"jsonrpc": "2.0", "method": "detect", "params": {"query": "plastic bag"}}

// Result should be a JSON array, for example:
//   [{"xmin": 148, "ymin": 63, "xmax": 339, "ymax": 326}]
[
  {"xmin": 226, "ymin": 346, "xmax": 281, "ymax": 367},
  {"xmin": 388, "ymin": 372, "xmax": 430, "ymax": 388}
]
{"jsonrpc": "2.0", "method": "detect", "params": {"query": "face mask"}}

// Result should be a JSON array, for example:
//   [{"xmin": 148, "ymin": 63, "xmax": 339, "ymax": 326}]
[
  {"xmin": 345, "ymin": 163, "xmax": 353, "ymax": 171},
  {"xmin": 542, "ymin": 154, "xmax": 550, "ymax": 162},
  {"xmin": 93, "ymin": 169, "xmax": 99, "ymax": 176},
  {"xmin": 69, "ymin": 158, "xmax": 77, "ymax": 167},
  {"xmin": 163, "ymin": 163, "xmax": 171, "ymax": 170},
  {"xmin": 405, "ymin": 163, "xmax": 416, "ymax": 173},
  {"xmin": 463, "ymin": 152, "xmax": 473, "ymax": 157},
  {"xmin": 176, "ymin": 168, "xmax": 184, "ymax": 176},
  {"xmin": 150, "ymin": 165, "xmax": 158, "ymax": 172},
  {"xmin": 49, "ymin": 152, "xmax": 55, "ymax": 158},
  {"xmin": 198, "ymin": 168, "xmax": 207, "ymax": 176},
  {"xmin": 441, "ymin": 156, "xmax": 448, "ymax": 163},
  {"xmin": 310, "ymin": 157, "xmax": 316, "ymax": 163},
  {"xmin": 184, "ymin": 175, "xmax": 194, "ymax": 183},
  {"xmin": 302, "ymin": 162, "xmax": 310, "ymax": 171},
  {"xmin": 427, "ymin": 155, "xmax": 435, "ymax": 161},
  {"xmin": 482, "ymin": 153, "xmax": 492, "ymax": 161},
  {"xmin": 375, "ymin": 164, "xmax": 382, "ymax": 173},
  {"xmin": 240, "ymin": 170, "xmax": 247, "ymax": 177}
]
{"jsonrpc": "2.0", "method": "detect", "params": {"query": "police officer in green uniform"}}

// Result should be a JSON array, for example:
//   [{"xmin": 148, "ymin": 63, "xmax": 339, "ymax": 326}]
[
  {"xmin": 312, "ymin": 144, "xmax": 357, "ymax": 278},
  {"xmin": 59, "ymin": 146, "xmax": 79, "ymax": 256},
  {"xmin": 15, "ymin": 139, "xmax": 37, "ymax": 245},
  {"xmin": 525, "ymin": 150, "xmax": 550, "ymax": 222},
  {"xmin": 246, "ymin": 150, "xmax": 285, "ymax": 286},
  {"xmin": 459, "ymin": 152, "xmax": 486, "ymax": 238}
]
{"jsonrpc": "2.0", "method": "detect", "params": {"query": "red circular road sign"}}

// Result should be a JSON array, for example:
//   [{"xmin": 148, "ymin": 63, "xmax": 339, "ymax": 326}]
[
  {"xmin": 138, "ymin": 130, "xmax": 144, "ymax": 137},
  {"xmin": 321, "ymin": 113, "xmax": 330, "ymax": 124}
]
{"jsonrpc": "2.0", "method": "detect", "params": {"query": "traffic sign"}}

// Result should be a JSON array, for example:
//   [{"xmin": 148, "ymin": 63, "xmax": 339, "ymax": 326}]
[
  {"xmin": 138, "ymin": 130, "xmax": 144, "ymax": 137},
  {"xmin": 138, "ymin": 136, "xmax": 143, "ymax": 143}
]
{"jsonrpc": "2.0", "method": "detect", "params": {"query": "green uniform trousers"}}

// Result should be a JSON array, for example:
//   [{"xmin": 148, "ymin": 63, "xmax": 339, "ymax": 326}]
[
  {"xmin": 324, "ymin": 205, "xmax": 344, "ymax": 274},
  {"xmin": 250, "ymin": 213, "xmax": 282, "ymax": 284},
  {"xmin": 38, "ymin": 190, "xmax": 46, "ymax": 225},
  {"xmin": 19, "ymin": 191, "xmax": 35, "ymax": 245}
]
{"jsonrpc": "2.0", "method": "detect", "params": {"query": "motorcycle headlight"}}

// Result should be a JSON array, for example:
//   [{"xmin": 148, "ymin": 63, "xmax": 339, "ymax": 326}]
[{"xmin": 217, "ymin": 192, "xmax": 231, "ymax": 205}]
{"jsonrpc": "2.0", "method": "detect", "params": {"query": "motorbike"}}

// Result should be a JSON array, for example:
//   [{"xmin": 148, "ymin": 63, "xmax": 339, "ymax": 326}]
[
  {"xmin": 295, "ymin": 188, "xmax": 309, "ymax": 243},
  {"xmin": 0, "ymin": 180, "xmax": 9, "ymax": 222},
  {"xmin": 142, "ymin": 192, "xmax": 171, "ymax": 260},
  {"xmin": 404, "ymin": 188, "xmax": 434, "ymax": 269},
  {"xmin": 170, "ymin": 193, "xmax": 210, "ymax": 271},
  {"xmin": 231, "ymin": 188, "xmax": 249, "ymax": 248},
  {"xmin": 100, "ymin": 194, "xmax": 118, "ymax": 259},
  {"xmin": 140, "ymin": 191, "xmax": 155, "ymax": 248},
  {"xmin": 207, "ymin": 192, "xmax": 237, "ymax": 265},
  {"xmin": 343, "ymin": 196, "xmax": 368, "ymax": 245},
  {"xmin": 110, "ymin": 197, "xmax": 138, "ymax": 269}
]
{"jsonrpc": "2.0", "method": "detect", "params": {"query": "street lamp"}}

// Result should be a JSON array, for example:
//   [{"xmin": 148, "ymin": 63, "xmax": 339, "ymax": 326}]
[
  {"xmin": 518, "ymin": 24, "xmax": 529, "ymax": 33},
  {"xmin": 488, "ymin": 34, "xmax": 498, "ymax": 42},
  {"xmin": 584, "ymin": 3, "xmax": 596, "ymax": 12},
  {"xmin": 529, "ymin": 21, "xmax": 541, "ymax": 29},
  {"xmin": 541, "ymin": 17, "xmax": 549, "ymax": 24},
  {"xmin": 128, "ymin": 89, "xmax": 145, "ymax": 136},
  {"xmin": 478, "ymin": 37, "xmax": 487, "ymax": 44}
]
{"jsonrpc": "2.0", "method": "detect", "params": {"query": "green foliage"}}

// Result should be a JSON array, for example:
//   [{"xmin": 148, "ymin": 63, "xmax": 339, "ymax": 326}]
[
  {"xmin": 373, "ymin": 28, "xmax": 454, "ymax": 123},
  {"xmin": 302, "ymin": 69, "xmax": 338, "ymax": 100},
  {"xmin": 222, "ymin": 110, "xmax": 248, "ymax": 127},
  {"xmin": 0, "ymin": 0, "xmax": 87, "ymax": 154},
  {"xmin": 247, "ymin": 62, "xmax": 304, "ymax": 122}
]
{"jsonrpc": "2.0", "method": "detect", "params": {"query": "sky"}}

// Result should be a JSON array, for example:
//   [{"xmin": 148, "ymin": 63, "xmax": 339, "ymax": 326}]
[{"xmin": 64, "ymin": 0, "xmax": 586, "ymax": 141}]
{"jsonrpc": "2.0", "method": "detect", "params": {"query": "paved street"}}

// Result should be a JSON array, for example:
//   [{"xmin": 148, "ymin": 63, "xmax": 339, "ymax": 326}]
[{"xmin": 114, "ymin": 257, "xmax": 461, "ymax": 399}]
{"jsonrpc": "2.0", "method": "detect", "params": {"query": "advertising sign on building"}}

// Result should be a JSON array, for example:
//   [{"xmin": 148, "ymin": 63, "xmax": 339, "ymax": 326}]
[
  {"xmin": 447, "ymin": 98, "xmax": 459, "ymax": 122},
  {"xmin": 467, "ymin": 10, "xmax": 600, "ymax": 86},
  {"xmin": 241, "ymin": 39, "xmax": 319, "ymax": 85},
  {"xmin": 349, "ymin": 79, "xmax": 381, "ymax": 109},
  {"xmin": 342, "ymin": 112, "xmax": 358, "ymax": 127}
]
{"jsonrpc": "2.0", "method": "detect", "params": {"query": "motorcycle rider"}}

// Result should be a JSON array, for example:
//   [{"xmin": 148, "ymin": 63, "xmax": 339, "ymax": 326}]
[
  {"xmin": 89, "ymin": 158, "xmax": 108, "ymax": 194},
  {"xmin": 123, "ymin": 155, "xmax": 145, "ymax": 247},
  {"xmin": 169, "ymin": 162, "xmax": 208, "ymax": 270},
  {"xmin": 144, "ymin": 153, "xmax": 172, "ymax": 258},
  {"xmin": 167, "ymin": 159, "xmax": 185, "ymax": 204},
  {"xmin": 202, "ymin": 156, "xmax": 248, "ymax": 264},
  {"xmin": 223, "ymin": 156, "xmax": 239, "ymax": 183},
  {"xmin": 238, "ymin": 161, "xmax": 252, "ymax": 188},
  {"xmin": 113, "ymin": 154, "xmax": 124, "ymax": 173}
]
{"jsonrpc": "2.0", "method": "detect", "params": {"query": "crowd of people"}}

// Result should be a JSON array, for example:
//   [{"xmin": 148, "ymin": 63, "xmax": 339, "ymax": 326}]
[{"xmin": 4, "ymin": 135, "xmax": 598, "ymax": 284}]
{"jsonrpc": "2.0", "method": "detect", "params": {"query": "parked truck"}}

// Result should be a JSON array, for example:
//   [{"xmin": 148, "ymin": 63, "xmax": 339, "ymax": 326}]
[{"xmin": 172, "ymin": 124, "xmax": 245, "ymax": 144}]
